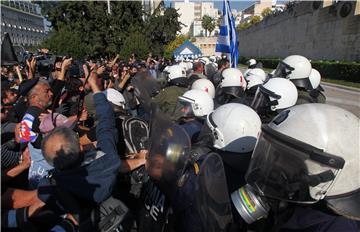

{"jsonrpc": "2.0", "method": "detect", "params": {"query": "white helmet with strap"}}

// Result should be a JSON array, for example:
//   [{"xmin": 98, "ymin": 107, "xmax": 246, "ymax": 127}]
[
  {"xmin": 274, "ymin": 55, "xmax": 313, "ymax": 90},
  {"xmin": 246, "ymin": 104, "xmax": 360, "ymax": 219},
  {"xmin": 244, "ymin": 68, "xmax": 266, "ymax": 89},
  {"xmin": 167, "ymin": 65, "xmax": 186, "ymax": 81},
  {"xmin": 252, "ymin": 78, "xmax": 298, "ymax": 111},
  {"xmin": 178, "ymin": 89, "xmax": 214, "ymax": 117},
  {"xmin": 191, "ymin": 79, "xmax": 216, "ymax": 98},
  {"xmin": 206, "ymin": 103, "xmax": 261, "ymax": 153},
  {"xmin": 309, "ymin": 68, "xmax": 321, "ymax": 89},
  {"xmin": 220, "ymin": 68, "xmax": 247, "ymax": 90}
]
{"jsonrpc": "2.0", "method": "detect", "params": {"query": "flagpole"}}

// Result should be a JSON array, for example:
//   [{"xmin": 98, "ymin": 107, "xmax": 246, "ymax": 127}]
[
  {"xmin": 107, "ymin": 0, "xmax": 111, "ymax": 15},
  {"xmin": 215, "ymin": 0, "xmax": 239, "ymax": 68}
]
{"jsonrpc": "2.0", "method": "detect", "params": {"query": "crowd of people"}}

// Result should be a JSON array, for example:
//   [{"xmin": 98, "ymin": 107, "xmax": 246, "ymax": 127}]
[{"xmin": 1, "ymin": 49, "xmax": 359, "ymax": 232}]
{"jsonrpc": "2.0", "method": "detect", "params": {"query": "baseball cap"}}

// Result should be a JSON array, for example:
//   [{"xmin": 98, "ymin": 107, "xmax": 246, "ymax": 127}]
[
  {"xmin": 18, "ymin": 77, "xmax": 39, "ymax": 96},
  {"xmin": 39, "ymin": 113, "xmax": 77, "ymax": 133}
]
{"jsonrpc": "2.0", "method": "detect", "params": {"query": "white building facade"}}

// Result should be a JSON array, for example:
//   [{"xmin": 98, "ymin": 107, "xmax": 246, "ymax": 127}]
[
  {"xmin": 173, "ymin": 1, "xmax": 219, "ymax": 37},
  {"xmin": 173, "ymin": 1, "xmax": 195, "ymax": 35},
  {"xmin": 1, "ymin": 0, "xmax": 46, "ymax": 46}
]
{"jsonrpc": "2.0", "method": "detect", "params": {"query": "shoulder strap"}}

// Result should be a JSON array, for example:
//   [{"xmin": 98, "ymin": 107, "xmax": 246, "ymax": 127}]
[
  {"xmin": 177, "ymin": 146, "xmax": 212, "ymax": 187},
  {"xmin": 189, "ymin": 146, "xmax": 212, "ymax": 163}
]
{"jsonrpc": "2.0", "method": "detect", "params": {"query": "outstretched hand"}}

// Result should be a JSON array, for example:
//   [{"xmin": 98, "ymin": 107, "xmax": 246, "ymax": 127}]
[{"xmin": 88, "ymin": 70, "xmax": 100, "ymax": 94}]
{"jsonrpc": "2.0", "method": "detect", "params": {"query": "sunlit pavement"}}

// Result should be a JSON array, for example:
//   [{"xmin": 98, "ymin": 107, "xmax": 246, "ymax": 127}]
[{"xmin": 322, "ymin": 83, "xmax": 360, "ymax": 117}]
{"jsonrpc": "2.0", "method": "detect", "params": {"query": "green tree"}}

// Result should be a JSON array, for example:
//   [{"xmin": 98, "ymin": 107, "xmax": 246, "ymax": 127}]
[
  {"xmin": 38, "ymin": 1, "xmax": 181, "ymax": 58},
  {"xmin": 145, "ymin": 7, "xmax": 182, "ymax": 56},
  {"xmin": 236, "ymin": 15, "xmax": 262, "ymax": 32},
  {"xmin": 119, "ymin": 30, "xmax": 150, "ymax": 60},
  {"xmin": 236, "ymin": 22, "xmax": 251, "ymax": 31},
  {"xmin": 249, "ymin": 15, "xmax": 261, "ymax": 24},
  {"xmin": 38, "ymin": 1, "xmax": 144, "ymax": 57},
  {"xmin": 163, "ymin": 34, "xmax": 188, "ymax": 59},
  {"xmin": 261, "ymin": 7, "xmax": 272, "ymax": 18},
  {"xmin": 201, "ymin": 15, "xmax": 214, "ymax": 37},
  {"xmin": 42, "ymin": 28, "xmax": 90, "ymax": 59},
  {"xmin": 207, "ymin": 19, "xmax": 216, "ymax": 36}
]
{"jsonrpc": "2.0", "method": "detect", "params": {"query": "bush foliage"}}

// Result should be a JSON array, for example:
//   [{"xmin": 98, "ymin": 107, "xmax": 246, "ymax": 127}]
[{"xmin": 239, "ymin": 56, "xmax": 360, "ymax": 83}]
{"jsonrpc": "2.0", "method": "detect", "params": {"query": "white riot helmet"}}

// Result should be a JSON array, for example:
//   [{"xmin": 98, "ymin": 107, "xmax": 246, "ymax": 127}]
[
  {"xmin": 186, "ymin": 61, "xmax": 193, "ymax": 71},
  {"xmin": 167, "ymin": 65, "xmax": 186, "ymax": 81},
  {"xmin": 206, "ymin": 103, "xmax": 261, "ymax": 153},
  {"xmin": 274, "ymin": 55, "xmax": 313, "ymax": 90},
  {"xmin": 251, "ymin": 78, "xmax": 298, "ymax": 112},
  {"xmin": 244, "ymin": 68, "xmax": 266, "ymax": 89},
  {"xmin": 191, "ymin": 79, "xmax": 215, "ymax": 98},
  {"xmin": 103, "ymin": 88, "xmax": 126, "ymax": 108},
  {"xmin": 199, "ymin": 57, "xmax": 210, "ymax": 65},
  {"xmin": 247, "ymin": 59, "xmax": 256, "ymax": 67},
  {"xmin": 309, "ymin": 68, "xmax": 321, "ymax": 89},
  {"xmin": 220, "ymin": 68, "xmax": 247, "ymax": 90},
  {"xmin": 245, "ymin": 104, "xmax": 360, "ymax": 220},
  {"xmin": 178, "ymin": 61, "xmax": 187, "ymax": 71},
  {"xmin": 176, "ymin": 89, "xmax": 214, "ymax": 118}
]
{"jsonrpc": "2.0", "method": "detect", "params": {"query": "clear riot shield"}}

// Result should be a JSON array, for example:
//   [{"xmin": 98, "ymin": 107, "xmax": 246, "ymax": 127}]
[
  {"xmin": 138, "ymin": 104, "xmax": 191, "ymax": 231},
  {"xmin": 131, "ymin": 71, "xmax": 161, "ymax": 113},
  {"xmin": 195, "ymin": 153, "xmax": 234, "ymax": 232},
  {"xmin": 146, "ymin": 104, "xmax": 191, "ymax": 199}
]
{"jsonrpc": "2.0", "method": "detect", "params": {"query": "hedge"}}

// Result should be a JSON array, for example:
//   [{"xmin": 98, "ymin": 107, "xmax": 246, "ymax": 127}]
[{"xmin": 239, "ymin": 56, "xmax": 360, "ymax": 83}]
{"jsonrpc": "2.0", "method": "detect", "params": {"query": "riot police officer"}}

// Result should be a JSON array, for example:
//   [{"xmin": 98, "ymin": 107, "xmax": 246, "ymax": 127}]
[
  {"xmin": 251, "ymin": 78, "xmax": 298, "ymax": 123},
  {"xmin": 152, "ymin": 65, "xmax": 189, "ymax": 120},
  {"xmin": 231, "ymin": 104, "xmax": 360, "ymax": 231},
  {"xmin": 214, "ymin": 68, "xmax": 247, "ymax": 107},
  {"xmin": 272, "ymin": 55, "xmax": 318, "ymax": 105}
]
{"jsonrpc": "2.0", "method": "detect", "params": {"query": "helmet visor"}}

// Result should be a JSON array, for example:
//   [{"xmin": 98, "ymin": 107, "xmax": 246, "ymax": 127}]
[
  {"xmin": 246, "ymin": 125, "xmax": 345, "ymax": 203},
  {"xmin": 251, "ymin": 86, "xmax": 280, "ymax": 113},
  {"xmin": 222, "ymin": 86, "xmax": 245, "ymax": 98},
  {"xmin": 147, "ymin": 121, "xmax": 191, "ymax": 182},
  {"xmin": 173, "ymin": 97, "xmax": 196, "ymax": 120},
  {"xmin": 273, "ymin": 61, "xmax": 294, "ymax": 78}
]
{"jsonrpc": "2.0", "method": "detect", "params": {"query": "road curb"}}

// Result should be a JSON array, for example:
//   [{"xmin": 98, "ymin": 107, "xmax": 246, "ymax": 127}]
[{"xmin": 321, "ymin": 82, "xmax": 360, "ymax": 92}]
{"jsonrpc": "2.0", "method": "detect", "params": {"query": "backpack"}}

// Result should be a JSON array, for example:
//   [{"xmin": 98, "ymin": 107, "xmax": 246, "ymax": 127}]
[
  {"xmin": 121, "ymin": 116, "xmax": 149, "ymax": 154},
  {"xmin": 52, "ymin": 179, "xmax": 129, "ymax": 232},
  {"xmin": 50, "ymin": 151, "xmax": 129, "ymax": 232}
]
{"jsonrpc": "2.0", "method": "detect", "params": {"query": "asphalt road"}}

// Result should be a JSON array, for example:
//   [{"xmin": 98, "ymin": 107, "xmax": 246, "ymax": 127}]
[
  {"xmin": 238, "ymin": 67, "xmax": 360, "ymax": 117},
  {"xmin": 321, "ymin": 83, "xmax": 360, "ymax": 117}
]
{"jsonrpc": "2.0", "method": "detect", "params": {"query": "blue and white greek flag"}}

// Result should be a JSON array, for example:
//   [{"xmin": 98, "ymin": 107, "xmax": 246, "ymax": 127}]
[{"xmin": 216, "ymin": 0, "xmax": 239, "ymax": 68}]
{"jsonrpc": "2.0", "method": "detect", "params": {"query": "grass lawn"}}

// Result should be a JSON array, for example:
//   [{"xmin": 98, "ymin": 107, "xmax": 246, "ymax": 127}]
[{"xmin": 322, "ymin": 79, "xmax": 360, "ymax": 89}]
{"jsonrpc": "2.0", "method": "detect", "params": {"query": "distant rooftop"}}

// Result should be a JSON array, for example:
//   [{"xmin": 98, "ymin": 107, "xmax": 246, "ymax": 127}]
[{"xmin": 1, "ymin": 0, "xmax": 41, "ymax": 16}]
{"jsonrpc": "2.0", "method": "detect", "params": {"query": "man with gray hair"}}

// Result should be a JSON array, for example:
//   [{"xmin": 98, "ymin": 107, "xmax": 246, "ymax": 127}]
[
  {"xmin": 18, "ymin": 58, "xmax": 73, "ymax": 189},
  {"xmin": 36, "ymin": 70, "xmax": 121, "ymax": 230},
  {"xmin": 18, "ymin": 79, "xmax": 55, "ymax": 189}
]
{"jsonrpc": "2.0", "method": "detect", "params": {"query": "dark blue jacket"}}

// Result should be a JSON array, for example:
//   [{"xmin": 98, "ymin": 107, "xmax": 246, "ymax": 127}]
[
  {"xmin": 38, "ymin": 92, "xmax": 121, "ymax": 204},
  {"xmin": 280, "ymin": 206, "xmax": 358, "ymax": 232}
]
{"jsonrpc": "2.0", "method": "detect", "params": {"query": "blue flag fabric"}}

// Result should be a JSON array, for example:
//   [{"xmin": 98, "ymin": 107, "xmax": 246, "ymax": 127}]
[{"xmin": 216, "ymin": 0, "xmax": 239, "ymax": 68}]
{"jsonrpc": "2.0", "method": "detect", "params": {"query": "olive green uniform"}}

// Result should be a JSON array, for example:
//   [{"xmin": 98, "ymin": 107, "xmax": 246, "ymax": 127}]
[
  {"xmin": 296, "ymin": 89, "xmax": 326, "ymax": 105},
  {"xmin": 152, "ymin": 85, "xmax": 188, "ymax": 120}
]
